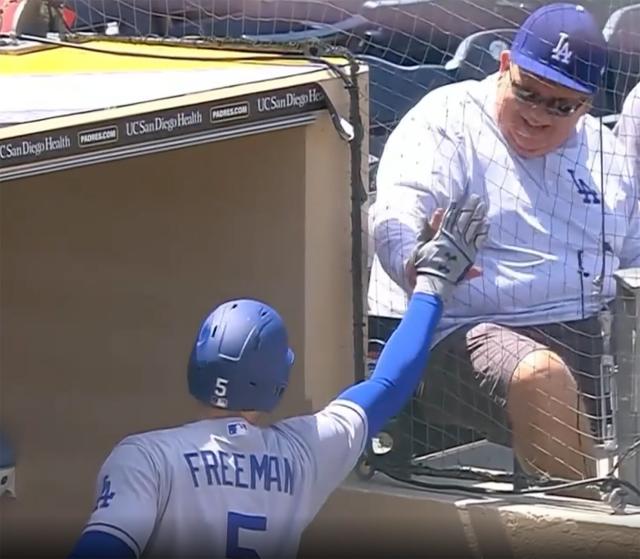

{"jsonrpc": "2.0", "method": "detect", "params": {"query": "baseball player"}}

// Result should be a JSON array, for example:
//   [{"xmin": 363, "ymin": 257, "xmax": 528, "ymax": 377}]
[
  {"xmin": 614, "ymin": 80, "xmax": 640, "ymax": 175},
  {"xmin": 67, "ymin": 195, "xmax": 488, "ymax": 559},
  {"xmin": 368, "ymin": 2, "xmax": 640, "ymax": 485}
]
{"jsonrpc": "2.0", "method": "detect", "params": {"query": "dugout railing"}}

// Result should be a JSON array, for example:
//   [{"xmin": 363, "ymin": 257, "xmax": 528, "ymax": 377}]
[{"xmin": 612, "ymin": 269, "xmax": 640, "ymax": 507}]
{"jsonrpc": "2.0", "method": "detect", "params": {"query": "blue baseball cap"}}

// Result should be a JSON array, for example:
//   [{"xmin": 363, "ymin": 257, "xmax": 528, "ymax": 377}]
[{"xmin": 511, "ymin": 3, "xmax": 607, "ymax": 95}]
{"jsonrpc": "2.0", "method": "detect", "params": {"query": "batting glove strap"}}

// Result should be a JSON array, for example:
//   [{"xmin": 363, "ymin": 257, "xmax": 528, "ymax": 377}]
[
  {"xmin": 411, "ymin": 194, "xmax": 488, "ymax": 300},
  {"xmin": 414, "ymin": 230, "xmax": 473, "ymax": 284}
]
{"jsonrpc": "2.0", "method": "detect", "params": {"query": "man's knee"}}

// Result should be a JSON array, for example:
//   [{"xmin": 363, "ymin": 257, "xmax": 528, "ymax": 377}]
[
  {"xmin": 506, "ymin": 348, "xmax": 597, "ymax": 481},
  {"xmin": 510, "ymin": 349, "xmax": 578, "ymax": 400}
]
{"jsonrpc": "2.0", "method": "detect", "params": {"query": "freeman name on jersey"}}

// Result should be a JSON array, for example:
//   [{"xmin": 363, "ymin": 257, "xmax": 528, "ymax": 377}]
[{"xmin": 183, "ymin": 450, "xmax": 294, "ymax": 495}]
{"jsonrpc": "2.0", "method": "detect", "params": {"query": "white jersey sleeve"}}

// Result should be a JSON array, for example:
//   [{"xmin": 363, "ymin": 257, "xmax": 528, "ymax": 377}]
[
  {"xmin": 81, "ymin": 439, "xmax": 160, "ymax": 557},
  {"xmin": 615, "ymin": 83, "xmax": 640, "ymax": 269},
  {"xmin": 620, "ymin": 196, "xmax": 640, "ymax": 268},
  {"xmin": 614, "ymin": 82, "xmax": 640, "ymax": 175},
  {"xmin": 274, "ymin": 400, "xmax": 367, "ymax": 518},
  {"xmin": 372, "ymin": 85, "xmax": 470, "ymax": 294}
]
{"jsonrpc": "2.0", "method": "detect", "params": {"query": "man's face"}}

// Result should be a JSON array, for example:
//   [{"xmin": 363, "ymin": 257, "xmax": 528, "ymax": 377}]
[{"xmin": 495, "ymin": 51, "xmax": 592, "ymax": 158}]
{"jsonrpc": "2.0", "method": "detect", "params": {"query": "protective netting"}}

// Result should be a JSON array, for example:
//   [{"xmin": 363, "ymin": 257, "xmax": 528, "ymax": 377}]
[
  {"xmin": 57, "ymin": 2, "xmax": 639, "ymax": 169},
  {"xmin": 58, "ymin": 2, "xmax": 639, "ymax": 152},
  {"xmin": 51, "ymin": 1, "xmax": 640, "ymax": 494}
]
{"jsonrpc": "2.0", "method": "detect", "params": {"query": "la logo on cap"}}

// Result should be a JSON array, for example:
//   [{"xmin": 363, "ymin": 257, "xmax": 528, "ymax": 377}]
[{"xmin": 551, "ymin": 32, "xmax": 573, "ymax": 64}]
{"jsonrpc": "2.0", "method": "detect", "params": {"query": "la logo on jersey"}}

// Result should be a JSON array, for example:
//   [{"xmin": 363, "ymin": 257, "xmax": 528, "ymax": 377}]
[
  {"xmin": 551, "ymin": 32, "xmax": 573, "ymax": 65},
  {"xmin": 93, "ymin": 475, "xmax": 116, "ymax": 510},
  {"xmin": 568, "ymin": 169, "xmax": 600, "ymax": 204}
]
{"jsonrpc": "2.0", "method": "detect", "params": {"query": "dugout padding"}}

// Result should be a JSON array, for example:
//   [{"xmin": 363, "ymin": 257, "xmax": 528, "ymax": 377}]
[{"xmin": 0, "ymin": 110, "xmax": 355, "ymax": 550}]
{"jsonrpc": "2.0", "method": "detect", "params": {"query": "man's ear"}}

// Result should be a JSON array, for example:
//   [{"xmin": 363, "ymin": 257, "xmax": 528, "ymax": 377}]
[{"xmin": 499, "ymin": 50, "xmax": 511, "ymax": 73}]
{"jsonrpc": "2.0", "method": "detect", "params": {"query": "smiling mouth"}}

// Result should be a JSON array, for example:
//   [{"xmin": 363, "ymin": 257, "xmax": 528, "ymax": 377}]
[
  {"xmin": 513, "ymin": 127, "xmax": 540, "ymax": 142},
  {"xmin": 508, "ymin": 127, "xmax": 546, "ymax": 154},
  {"xmin": 515, "ymin": 128, "xmax": 540, "ymax": 140},
  {"xmin": 512, "ymin": 115, "xmax": 549, "ymax": 139},
  {"xmin": 521, "ymin": 114, "xmax": 548, "ymax": 129}
]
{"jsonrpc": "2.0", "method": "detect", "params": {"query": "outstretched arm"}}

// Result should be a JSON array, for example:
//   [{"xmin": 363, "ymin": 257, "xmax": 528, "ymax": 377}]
[
  {"xmin": 340, "ymin": 194, "xmax": 488, "ymax": 437},
  {"xmin": 274, "ymin": 195, "xmax": 488, "ymax": 517}
]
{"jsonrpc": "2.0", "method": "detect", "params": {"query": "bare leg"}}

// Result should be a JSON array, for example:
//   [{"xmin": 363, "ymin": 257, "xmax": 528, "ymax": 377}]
[{"xmin": 507, "ymin": 349, "xmax": 597, "ymax": 492}]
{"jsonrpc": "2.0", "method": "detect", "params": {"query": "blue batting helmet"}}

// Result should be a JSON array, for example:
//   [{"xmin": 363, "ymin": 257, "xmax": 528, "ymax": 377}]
[{"xmin": 187, "ymin": 299, "xmax": 294, "ymax": 412}]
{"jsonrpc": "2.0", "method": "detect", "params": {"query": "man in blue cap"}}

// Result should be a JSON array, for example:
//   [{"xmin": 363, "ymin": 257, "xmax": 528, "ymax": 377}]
[{"xmin": 368, "ymin": 2, "xmax": 639, "ymax": 489}]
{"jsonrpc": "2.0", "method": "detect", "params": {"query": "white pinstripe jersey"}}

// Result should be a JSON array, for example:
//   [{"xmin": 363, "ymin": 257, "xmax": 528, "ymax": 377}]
[
  {"xmin": 368, "ymin": 73, "xmax": 640, "ymax": 344},
  {"xmin": 614, "ymin": 82, "xmax": 640, "ymax": 177},
  {"xmin": 81, "ymin": 400, "xmax": 367, "ymax": 558}
]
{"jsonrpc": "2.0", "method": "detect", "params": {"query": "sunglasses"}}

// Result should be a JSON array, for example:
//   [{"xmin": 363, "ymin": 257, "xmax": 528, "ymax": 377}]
[{"xmin": 507, "ymin": 66, "xmax": 590, "ymax": 117}]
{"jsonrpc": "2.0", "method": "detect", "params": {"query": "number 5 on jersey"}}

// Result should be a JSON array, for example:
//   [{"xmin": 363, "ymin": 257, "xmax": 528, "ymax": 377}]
[
  {"xmin": 214, "ymin": 377, "xmax": 229, "ymax": 408},
  {"xmin": 227, "ymin": 512, "xmax": 267, "ymax": 559}
]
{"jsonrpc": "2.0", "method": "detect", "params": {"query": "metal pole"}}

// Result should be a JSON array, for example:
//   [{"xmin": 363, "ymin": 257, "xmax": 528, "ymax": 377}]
[
  {"xmin": 346, "ymin": 57, "xmax": 367, "ymax": 384},
  {"xmin": 613, "ymin": 268, "xmax": 640, "ymax": 505}
]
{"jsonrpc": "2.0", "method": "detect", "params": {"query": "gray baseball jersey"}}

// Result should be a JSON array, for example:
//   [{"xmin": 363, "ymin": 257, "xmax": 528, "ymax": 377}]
[{"xmin": 81, "ymin": 400, "xmax": 367, "ymax": 558}]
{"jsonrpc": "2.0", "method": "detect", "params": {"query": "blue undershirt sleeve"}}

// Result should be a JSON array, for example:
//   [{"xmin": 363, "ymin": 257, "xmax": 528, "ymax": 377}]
[
  {"xmin": 68, "ymin": 530, "xmax": 137, "ymax": 559},
  {"xmin": 338, "ymin": 291, "xmax": 443, "ymax": 438}
]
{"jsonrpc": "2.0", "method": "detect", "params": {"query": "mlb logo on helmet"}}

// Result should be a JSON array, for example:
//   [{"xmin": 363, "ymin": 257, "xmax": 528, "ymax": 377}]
[
  {"xmin": 214, "ymin": 397, "xmax": 229, "ymax": 408},
  {"xmin": 510, "ymin": 3, "xmax": 608, "ymax": 94}
]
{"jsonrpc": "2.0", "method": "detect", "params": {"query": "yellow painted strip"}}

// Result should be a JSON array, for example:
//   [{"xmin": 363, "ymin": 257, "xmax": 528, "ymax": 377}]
[{"xmin": 0, "ymin": 40, "xmax": 348, "ymax": 75}]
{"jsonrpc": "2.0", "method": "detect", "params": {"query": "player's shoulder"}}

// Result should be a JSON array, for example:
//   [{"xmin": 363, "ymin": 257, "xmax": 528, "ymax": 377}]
[
  {"xmin": 111, "ymin": 422, "xmax": 197, "ymax": 463},
  {"xmin": 322, "ymin": 399, "xmax": 367, "ymax": 422},
  {"xmin": 273, "ymin": 400, "xmax": 367, "ymax": 440}
]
